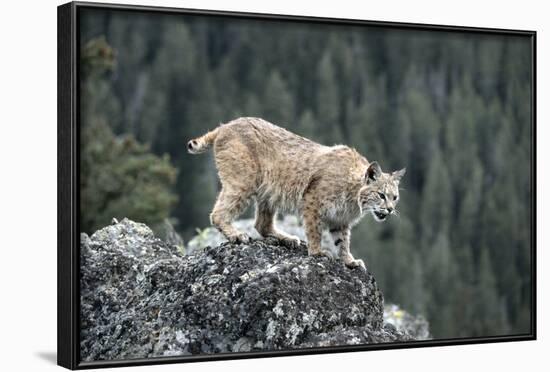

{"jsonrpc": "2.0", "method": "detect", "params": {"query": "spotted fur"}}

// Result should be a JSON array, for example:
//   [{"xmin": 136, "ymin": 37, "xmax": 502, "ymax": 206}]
[{"xmin": 188, "ymin": 117, "xmax": 405, "ymax": 268}]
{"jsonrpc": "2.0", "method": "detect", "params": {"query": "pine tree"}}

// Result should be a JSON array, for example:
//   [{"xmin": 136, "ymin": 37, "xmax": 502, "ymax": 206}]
[
  {"xmin": 451, "ymin": 244, "xmax": 476, "ymax": 337},
  {"xmin": 397, "ymin": 66, "xmax": 440, "ymax": 191},
  {"xmin": 422, "ymin": 232, "xmax": 455, "ymax": 337},
  {"xmin": 419, "ymin": 148, "xmax": 453, "ymax": 247},
  {"xmin": 296, "ymin": 110, "xmax": 317, "ymax": 140},
  {"xmin": 474, "ymin": 247, "xmax": 510, "ymax": 336},
  {"xmin": 80, "ymin": 119, "xmax": 178, "ymax": 234},
  {"xmin": 316, "ymin": 51, "xmax": 343, "ymax": 143},
  {"xmin": 455, "ymin": 156, "xmax": 483, "ymax": 246},
  {"xmin": 263, "ymin": 69, "xmax": 295, "ymax": 126},
  {"xmin": 347, "ymin": 91, "xmax": 386, "ymax": 161}
]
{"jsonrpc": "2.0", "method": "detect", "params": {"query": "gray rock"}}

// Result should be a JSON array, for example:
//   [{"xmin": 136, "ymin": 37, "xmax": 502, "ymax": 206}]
[
  {"xmin": 80, "ymin": 218, "xmax": 413, "ymax": 361},
  {"xmin": 384, "ymin": 304, "xmax": 431, "ymax": 340}
]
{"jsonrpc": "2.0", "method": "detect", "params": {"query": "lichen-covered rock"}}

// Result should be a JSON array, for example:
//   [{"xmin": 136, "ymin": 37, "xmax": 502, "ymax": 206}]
[
  {"xmin": 80, "ymin": 218, "xmax": 412, "ymax": 361},
  {"xmin": 384, "ymin": 304, "xmax": 431, "ymax": 340}
]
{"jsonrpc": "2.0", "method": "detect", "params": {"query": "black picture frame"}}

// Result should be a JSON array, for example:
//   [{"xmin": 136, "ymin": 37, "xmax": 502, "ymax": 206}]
[{"xmin": 57, "ymin": 1, "xmax": 537, "ymax": 369}]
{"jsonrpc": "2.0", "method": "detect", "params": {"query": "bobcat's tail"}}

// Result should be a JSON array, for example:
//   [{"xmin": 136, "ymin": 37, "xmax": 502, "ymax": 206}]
[{"xmin": 187, "ymin": 127, "xmax": 219, "ymax": 154}]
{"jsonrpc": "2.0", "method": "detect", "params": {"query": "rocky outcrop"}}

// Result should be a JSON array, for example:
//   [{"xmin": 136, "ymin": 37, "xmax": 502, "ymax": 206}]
[
  {"xmin": 384, "ymin": 304, "xmax": 431, "ymax": 340},
  {"xmin": 80, "ymin": 218, "xmax": 414, "ymax": 361}
]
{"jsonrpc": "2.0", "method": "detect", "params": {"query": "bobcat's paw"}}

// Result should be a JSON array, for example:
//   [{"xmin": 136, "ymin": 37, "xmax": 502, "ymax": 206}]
[
  {"xmin": 345, "ymin": 258, "xmax": 366, "ymax": 270},
  {"xmin": 343, "ymin": 255, "xmax": 366, "ymax": 270},
  {"xmin": 228, "ymin": 233, "xmax": 251, "ymax": 244},
  {"xmin": 308, "ymin": 248, "xmax": 328, "ymax": 257},
  {"xmin": 278, "ymin": 236, "xmax": 302, "ymax": 249}
]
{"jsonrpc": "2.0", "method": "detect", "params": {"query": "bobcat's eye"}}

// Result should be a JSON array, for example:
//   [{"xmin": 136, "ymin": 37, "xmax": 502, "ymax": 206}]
[
  {"xmin": 378, "ymin": 193, "xmax": 385, "ymax": 200},
  {"xmin": 393, "ymin": 195, "xmax": 398, "ymax": 201}
]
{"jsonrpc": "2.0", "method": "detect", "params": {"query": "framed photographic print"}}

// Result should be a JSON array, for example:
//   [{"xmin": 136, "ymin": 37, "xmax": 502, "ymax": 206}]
[{"xmin": 57, "ymin": 1, "xmax": 536, "ymax": 369}]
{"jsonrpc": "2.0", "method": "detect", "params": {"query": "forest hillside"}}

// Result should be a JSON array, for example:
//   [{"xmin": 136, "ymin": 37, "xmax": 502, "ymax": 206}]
[{"xmin": 79, "ymin": 8, "xmax": 533, "ymax": 339}]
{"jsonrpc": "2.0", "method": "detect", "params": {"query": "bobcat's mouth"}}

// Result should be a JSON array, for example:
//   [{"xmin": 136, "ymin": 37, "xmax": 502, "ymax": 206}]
[{"xmin": 372, "ymin": 211, "xmax": 388, "ymax": 221}]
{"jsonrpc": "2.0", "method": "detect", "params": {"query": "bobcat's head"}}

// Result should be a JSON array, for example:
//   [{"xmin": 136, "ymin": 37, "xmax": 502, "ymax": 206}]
[{"xmin": 358, "ymin": 162, "xmax": 405, "ymax": 222}]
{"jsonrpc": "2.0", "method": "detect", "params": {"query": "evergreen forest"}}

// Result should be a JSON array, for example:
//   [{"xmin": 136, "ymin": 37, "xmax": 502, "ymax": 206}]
[{"xmin": 79, "ymin": 8, "xmax": 533, "ymax": 339}]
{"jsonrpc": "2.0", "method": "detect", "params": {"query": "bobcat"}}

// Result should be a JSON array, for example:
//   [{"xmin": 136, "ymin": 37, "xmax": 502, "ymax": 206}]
[{"xmin": 188, "ymin": 117, "xmax": 405, "ymax": 269}]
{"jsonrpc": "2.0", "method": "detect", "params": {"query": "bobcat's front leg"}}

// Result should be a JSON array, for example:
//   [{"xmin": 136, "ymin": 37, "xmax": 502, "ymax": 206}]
[
  {"xmin": 302, "ymin": 192, "xmax": 325, "ymax": 257},
  {"xmin": 330, "ymin": 226, "xmax": 365, "ymax": 269}
]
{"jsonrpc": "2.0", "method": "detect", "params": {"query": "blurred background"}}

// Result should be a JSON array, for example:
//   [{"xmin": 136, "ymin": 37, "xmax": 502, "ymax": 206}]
[{"xmin": 79, "ymin": 8, "xmax": 532, "ymax": 340}]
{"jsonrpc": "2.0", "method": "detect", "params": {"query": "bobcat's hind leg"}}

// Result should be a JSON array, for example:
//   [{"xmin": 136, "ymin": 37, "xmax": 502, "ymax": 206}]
[
  {"xmin": 254, "ymin": 200, "xmax": 301, "ymax": 249},
  {"xmin": 210, "ymin": 187, "xmax": 252, "ymax": 244},
  {"xmin": 211, "ymin": 135, "xmax": 258, "ymax": 245}
]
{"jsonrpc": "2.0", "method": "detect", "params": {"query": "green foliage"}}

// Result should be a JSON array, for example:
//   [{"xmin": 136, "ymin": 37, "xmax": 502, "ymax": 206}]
[
  {"xmin": 472, "ymin": 247, "xmax": 510, "ymax": 336},
  {"xmin": 80, "ymin": 11, "xmax": 532, "ymax": 339},
  {"xmin": 81, "ymin": 36, "xmax": 116, "ymax": 77},
  {"xmin": 79, "ymin": 36, "xmax": 178, "ymax": 234},
  {"xmin": 80, "ymin": 119, "xmax": 178, "ymax": 234},
  {"xmin": 263, "ymin": 69, "xmax": 295, "ymax": 125},
  {"xmin": 316, "ymin": 51, "xmax": 343, "ymax": 143}
]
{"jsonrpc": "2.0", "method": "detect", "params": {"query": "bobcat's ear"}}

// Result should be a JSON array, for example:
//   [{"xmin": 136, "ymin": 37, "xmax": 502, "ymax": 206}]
[
  {"xmin": 392, "ymin": 168, "xmax": 406, "ymax": 183},
  {"xmin": 365, "ymin": 161, "xmax": 382, "ymax": 183}
]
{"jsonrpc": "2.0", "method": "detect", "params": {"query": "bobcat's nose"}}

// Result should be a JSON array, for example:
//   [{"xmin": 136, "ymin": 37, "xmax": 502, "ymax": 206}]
[{"xmin": 387, "ymin": 207, "xmax": 394, "ymax": 214}]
